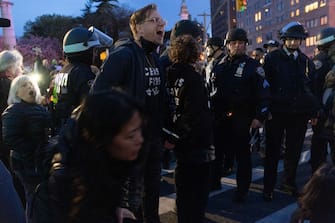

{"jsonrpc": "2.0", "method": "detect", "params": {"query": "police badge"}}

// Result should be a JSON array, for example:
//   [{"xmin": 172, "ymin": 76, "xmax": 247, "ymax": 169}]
[{"xmin": 256, "ymin": 66, "xmax": 265, "ymax": 77}]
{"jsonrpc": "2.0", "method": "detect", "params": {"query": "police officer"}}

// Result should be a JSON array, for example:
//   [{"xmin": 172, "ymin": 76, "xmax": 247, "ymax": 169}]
[
  {"xmin": 211, "ymin": 28, "xmax": 270, "ymax": 202},
  {"xmin": 310, "ymin": 27, "xmax": 335, "ymax": 172},
  {"xmin": 262, "ymin": 22, "xmax": 319, "ymax": 201},
  {"xmin": 52, "ymin": 26, "xmax": 109, "ymax": 133},
  {"xmin": 205, "ymin": 37, "xmax": 225, "ymax": 100}
]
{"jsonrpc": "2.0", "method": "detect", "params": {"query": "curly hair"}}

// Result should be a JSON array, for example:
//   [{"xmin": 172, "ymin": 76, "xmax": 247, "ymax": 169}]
[{"xmin": 168, "ymin": 34, "xmax": 201, "ymax": 64}]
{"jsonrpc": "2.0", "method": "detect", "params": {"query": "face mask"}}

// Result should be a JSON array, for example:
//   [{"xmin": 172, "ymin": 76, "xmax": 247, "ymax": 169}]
[{"xmin": 140, "ymin": 37, "xmax": 159, "ymax": 53}]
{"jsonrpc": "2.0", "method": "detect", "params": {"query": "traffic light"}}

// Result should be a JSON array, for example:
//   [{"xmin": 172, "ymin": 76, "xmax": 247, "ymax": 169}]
[{"xmin": 236, "ymin": 0, "xmax": 247, "ymax": 12}]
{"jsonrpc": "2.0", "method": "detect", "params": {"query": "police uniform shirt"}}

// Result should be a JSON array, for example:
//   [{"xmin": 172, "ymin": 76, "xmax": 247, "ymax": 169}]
[{"xmin": 213, "ymin": 55, "xmax": 270, "ymax": 121}]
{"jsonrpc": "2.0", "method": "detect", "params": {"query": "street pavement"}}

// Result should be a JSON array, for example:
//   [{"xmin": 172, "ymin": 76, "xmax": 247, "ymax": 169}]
[{"xmin": 158, "ymin": 128, "xmax": 317, "ymax": 223}]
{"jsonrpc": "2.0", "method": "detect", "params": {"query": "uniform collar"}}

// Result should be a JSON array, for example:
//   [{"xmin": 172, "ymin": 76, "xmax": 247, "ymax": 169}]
[{"xmin": 283, "ymin": 46, "xmax": 298, "ymax": 59}]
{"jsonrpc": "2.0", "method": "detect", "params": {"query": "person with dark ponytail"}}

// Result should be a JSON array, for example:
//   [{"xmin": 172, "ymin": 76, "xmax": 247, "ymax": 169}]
[{"xmin": 49, "ymin": 90, "xmax": 144, "ymax": 223}]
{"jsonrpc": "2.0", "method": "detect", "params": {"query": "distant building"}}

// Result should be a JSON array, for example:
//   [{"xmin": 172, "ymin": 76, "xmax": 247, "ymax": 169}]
[
  {"xmin": 210, "ymin": 0, "xmax": 237, "ymax": 39},
  {"xmin": 179, "ymin": 0, "xmax": 191, "ymax": 20},
  {"xmin": 0, "ymin": 0, "xmax": 16, "ymax": 49},
  {"xmin": 210, "ymin": 0, "xmax": 335, "ymax": 57}
]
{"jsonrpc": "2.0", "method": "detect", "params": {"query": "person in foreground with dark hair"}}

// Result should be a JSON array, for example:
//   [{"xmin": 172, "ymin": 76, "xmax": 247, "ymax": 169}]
[
  {"xmin": 48, "ymin": 90, "xmax": 144, "ymax": 223},
  {"xmin": 291, "ymin": 163, "xmax": 335, "ymax": 223}
]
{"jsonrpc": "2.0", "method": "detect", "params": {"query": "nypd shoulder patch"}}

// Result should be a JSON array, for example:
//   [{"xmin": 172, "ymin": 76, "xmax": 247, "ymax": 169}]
[
  {"xmin": 256, "ymin": 66, "xmax": 265, "ymax": 77},
  {"xmin": 313, "ymin": 60, "xmax": 323, "ymax": 70}
]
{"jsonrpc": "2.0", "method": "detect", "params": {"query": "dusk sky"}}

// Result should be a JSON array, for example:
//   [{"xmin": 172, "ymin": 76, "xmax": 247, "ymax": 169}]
[{"xmin": 10, "ymin": 0, "xmax": 211, "ymax": 37}]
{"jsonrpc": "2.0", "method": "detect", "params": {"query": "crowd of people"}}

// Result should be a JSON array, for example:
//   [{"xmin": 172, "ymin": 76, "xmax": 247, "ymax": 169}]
[{"xmin": 1, "ymin": 2, "xmax": 335, "ymax": 223}]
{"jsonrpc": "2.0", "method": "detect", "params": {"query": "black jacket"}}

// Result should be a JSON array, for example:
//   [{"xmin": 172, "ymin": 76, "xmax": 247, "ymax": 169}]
[
  {"xmin": 213, "ymin": 54, "xmax": 270, "ymax": 122},
  {"xmin": 167, "ymin": 63, "xmax": 214, "ymax": 164},
  {"xmin": 48, "ymin": 118, "xmax": 132, "ymax": 223},
  {"xmin": 264, "ymin": 48, "xmax": 319, "ymax": 115},
  {"xmin": 53, "ymin": 62, "xmax": 95, "ymax": 128},
  {"xmin": 91, "ymin": 38, "xmax": 170, "ymax": 138},
  {"xmin": 0, "ymin": 75, "xmax": 11, "ymax": 155},
  {"xmin": 2, "ymin": 101, "xmax": 50, "ymax": 175}
]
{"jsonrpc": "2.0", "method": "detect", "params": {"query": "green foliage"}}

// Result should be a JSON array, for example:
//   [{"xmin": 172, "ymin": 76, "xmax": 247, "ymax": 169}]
[
  {"xmin": 23, "ymin": 14, "xmax": 80, "ymax": 43},
  {"xmin": 18, "ymin": 0, "xmax": 134, "ymax": 68}
]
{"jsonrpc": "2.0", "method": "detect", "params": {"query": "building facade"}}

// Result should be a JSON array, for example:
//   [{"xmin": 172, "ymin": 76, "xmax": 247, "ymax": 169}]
[
  {"xmin": 210, "ymin": 0, "xmax": 237, "ymax": 38},
  {"xmin": 210, "ymin": 0, "xmax": 335, "ymax": 56},
  {"xmin": 236, "ymin": 0, "xmax": 335, "ymax": 56}
]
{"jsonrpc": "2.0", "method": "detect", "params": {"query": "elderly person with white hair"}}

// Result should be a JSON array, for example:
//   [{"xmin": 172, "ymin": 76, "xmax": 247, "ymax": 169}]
[
  {"xmin": 2, "ymin": 75, "xmax": 50, "ymax": 223},
  {"xmin": 0, "ymin": 50, "xmax": 24, "ymax": 170}
]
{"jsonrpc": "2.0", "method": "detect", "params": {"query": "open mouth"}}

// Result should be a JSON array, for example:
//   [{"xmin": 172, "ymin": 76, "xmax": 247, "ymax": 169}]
[
  {"xmin": 29, "ymin": 90, "xmax": 35, "ymax": 96},
  {"xmin": 157, "ymin": 30, "xmax": 164, "ymax": 37}
]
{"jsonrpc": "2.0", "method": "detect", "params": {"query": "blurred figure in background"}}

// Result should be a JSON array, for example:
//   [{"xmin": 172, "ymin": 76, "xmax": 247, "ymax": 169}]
[
  {"xmin": 0, "ymin": 50, "xmax": 26, "ymax": 206},
  {"xmin": 310, "ymin": 27, "xmax": 335, "ymax": 172},
  {"xmin": 0, "ymin": 49, "xmax": 24, "ymax": 167},
  {"xmin": 205, "ymin": 36, "xmax": 225, "ymax": 101},
  {"xmin": 263, "ymin": 40, "xmax": 280, "ymax": 54},
  {"xmin": 250, "ymin": 47, "xmax": 265, "ymax": 63}
]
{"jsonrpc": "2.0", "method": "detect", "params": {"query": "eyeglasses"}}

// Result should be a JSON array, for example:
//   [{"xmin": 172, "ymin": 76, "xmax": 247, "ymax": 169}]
[{"xmin": 143, "ymin": 17, "xmax": 167, "ymax": 25}]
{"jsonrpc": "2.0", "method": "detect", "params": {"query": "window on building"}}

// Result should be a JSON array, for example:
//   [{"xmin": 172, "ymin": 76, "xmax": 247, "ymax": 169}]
[
  {"xmin": 296, "ymin": 9, "xmax": 300, "ymax": 16},
  {"xmin": 306, "ymin": 35, "xmax": 317, "ymax": 47},
  {"xmin": 290, "ymin": 0, "xmax": 294, "ymax": 6},
  {"xmin": 295, "ymin": 0, "xmax": 299, "ymax": 3},
  {"xmin": 291, "ymin": 11, "xmax": 295, "ymax": 17},
  {"xmin": 255, "ymin": 11, "xmax": 262, "ymax": 22},
  {"xmin": 305, "ymin": 1, "xmax": 319, "ymax": 13},
  {"xmin": 265, "ymin": 0, "xmax": 272, "ymax": 4},
  {"xmin": 265, "ymin": 20, "xmax": 272, "ymax": 27},
  {"xmin": 256, "ymin": 36, "xmax": 262, "ymax": 44},
  {"xmin": 277, "ymin": 1, "xmax": 284, "ymax": 11},
  {"xmin": 320, "ymin": 15, "xmax": 328, "ymax": 25},
  {"xmin": 320, "ymin": 0, "xmax": 327, "ymax": 7}
]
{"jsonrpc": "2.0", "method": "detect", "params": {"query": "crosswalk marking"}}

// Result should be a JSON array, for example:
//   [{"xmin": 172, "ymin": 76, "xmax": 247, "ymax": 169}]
[
  {"xmin": 159, "ymin": 149, "xmax": 311, "ymax": 219},
  {"xmin": 255, "ymin": 203, "xmax": 297, "ymax": 223}
]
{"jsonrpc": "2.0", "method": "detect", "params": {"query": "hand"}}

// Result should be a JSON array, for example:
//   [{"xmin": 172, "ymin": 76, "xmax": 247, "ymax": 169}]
[
  {"xmin": 115, "ymin": 207, "xmax": 136, "ymax": 223},
  {"xmin": 164, "ymin": 140, "xmax": 175, "ymax": 150},
  {"xmin": 251, "ymin": 119, "xmax": 263, "ymax": 128}
]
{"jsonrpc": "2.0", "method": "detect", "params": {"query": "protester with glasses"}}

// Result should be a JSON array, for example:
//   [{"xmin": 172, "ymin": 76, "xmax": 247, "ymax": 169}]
[{"xmin": 91, "ymin": 3, "xmax": 172, "ymax": 223}]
